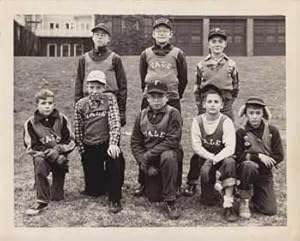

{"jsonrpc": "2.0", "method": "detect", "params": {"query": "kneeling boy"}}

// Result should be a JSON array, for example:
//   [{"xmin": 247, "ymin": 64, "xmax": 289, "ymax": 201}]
[
  {"xmin": 236, "ymin": 97, "xmax": 284, "ymax": 219},
  {"xmin": 131, "ymin": 80, "xmax": 183, "ymax": 219},
  {"xmin": 23, "ymin": 89, "xmax": 75, "ymax": 215},
  {"xmin": 188, "ymin": 84, "xmax": 238, "ymax": 222}
]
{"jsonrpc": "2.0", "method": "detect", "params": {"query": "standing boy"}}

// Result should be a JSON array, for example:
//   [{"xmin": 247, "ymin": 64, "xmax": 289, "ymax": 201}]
[
  {"xmin": 23, "ymin": 89, "xmax": 75, "ymax": 215},
  {"xmin": 194, "ymin": 27, "xmax": 239, "ymax": 120},
  {"xmin": 74, "ymin": 23, "xmax": 127, "ymax": 126},
  {"xmin": 183, "ymin": 27, "xmax": 239, "ymax": 197},
  {"xmin": 186, "ymin": 84, "xmax": 238, "ymax": 222},
  {"xmin": 131, "ymin": 80, "xmax": 183, "ymax": 219},
  {"xmin": 74, "ymin": 70, "xmax": 124, "ymax": 213},
  {"xmin": 236, "ymin": 97, "xmax": 284, "ymax": 219},
  {"xmin": 136, "ymin": 17, "xmax": 188, "ymax": 196}
]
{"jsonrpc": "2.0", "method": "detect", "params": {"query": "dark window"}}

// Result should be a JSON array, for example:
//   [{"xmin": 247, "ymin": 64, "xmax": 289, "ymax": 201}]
[
  {"xmin": 49, "ymin": 44, "xmax": 56, "ymax": 56},
  {"xmin": 50, "ymin": 23, "xmax": 54, "ymax": 29},
  {"xmin": 112, "ymin": 17, "xmax": 122, "ymax": 34},
  {"xmin": 55, "ymin": 23, "xmax": 59, "ymax": 29},
  {"xmin": 66, "ymin": 23, "xmax": 69, "ymax": 29}
]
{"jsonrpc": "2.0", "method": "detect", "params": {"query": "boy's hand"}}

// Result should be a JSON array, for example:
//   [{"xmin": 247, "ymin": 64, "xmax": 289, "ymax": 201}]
[
  {"xmin": 107, "ymin": 144, "xmax": 121, "ymax": 159},
  {"xmin": 44, "ymin": 148, "xmax": 60, "ymax": 163},
  {"xmin": 258, "ymin": 153, "xmax": 277, "ymax": 168},
  {"xmin": 147, "ymin": 166, "xmax": 158, "ymax": 176}
]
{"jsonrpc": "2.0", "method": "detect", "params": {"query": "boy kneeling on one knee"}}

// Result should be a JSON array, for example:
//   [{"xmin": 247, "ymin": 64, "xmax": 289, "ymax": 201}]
[
  {"xmin": 188, "ymin": 84, "xmax": 238, "ymax": 222},
  {"xmin": 236, "ymin": 97, "xmax": 284, "ymax": 219},
  {"xmin": 131, "ymin": 80, "xmax": 183, "ymax": 220}
]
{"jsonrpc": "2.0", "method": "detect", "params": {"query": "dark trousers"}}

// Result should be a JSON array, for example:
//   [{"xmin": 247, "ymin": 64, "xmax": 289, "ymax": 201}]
[
  {"xmin": 33, "ymin": 155, "xmax": 67, "ymax": 203},
  {"xmin": 186, "ymin": 154, "xmax": 236, "ymax": 203},
  {"xmin": 138, "ymin": 97, "xmax": 183, "ymax": 189},
  {"xmin": 237, "ymin": 160, "xmax": 277, "ymax": 215},
  {"xmin": 81, "ymin": 143, "xmax": 125, "ymax": 202},
  {"xmin": 198, "ymin": 97, "xmax": 234, "ymax": 121},
  {"xmin": 144, "ymin": 150, "xmax": 179, "ymax": 202}
]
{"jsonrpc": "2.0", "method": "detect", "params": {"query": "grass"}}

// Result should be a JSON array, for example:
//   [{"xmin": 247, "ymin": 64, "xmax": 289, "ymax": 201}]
[{"xmin": 14, "ymin": 56, "xmax": 286, "ymax": 227}]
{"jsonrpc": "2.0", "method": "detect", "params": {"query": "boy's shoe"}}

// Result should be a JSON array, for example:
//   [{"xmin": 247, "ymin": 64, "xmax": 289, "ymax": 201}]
[
  {"xmin": 165, "ymin": 201, "xmax": 181, "ymax": 220},
  {"xmin": 239, "ymin": 199, "xmax": 251, "ymax": 219},
  {"xmin": 133, "ymin": 184, "xmax": 145, "ymax": 197},
  {"xmin": 25, "ymin": 202, "xmax": 48, "ymax": 216},
  {"xmin": 109, "ymin": 201, "xmax": 122, "ymax": 214},
  {"xmin": 183, "ymin": 184, "xmax": 196, "ymax": 197},
  {"xmin": 214, "ymin": 181, "xmax": 224, "ymax": 195},
  {"xmin": 176, "ymin": 186, "xmax": 182, "ymax": 197},
  {"xmin": 223, "ymin": 207, "xmax": 238, "ymax": 222}
]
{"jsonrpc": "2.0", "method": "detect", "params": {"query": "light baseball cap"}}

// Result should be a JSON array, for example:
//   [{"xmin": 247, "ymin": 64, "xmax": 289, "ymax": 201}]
[{"xmin": 86, "ymin": 70, "xmax": 106, "ymax": 85}]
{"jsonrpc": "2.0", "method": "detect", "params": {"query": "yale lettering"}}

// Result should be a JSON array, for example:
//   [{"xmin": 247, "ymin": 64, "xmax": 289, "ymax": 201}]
[
  {"xmin": 202, "ymin": 138, "xmax": 222, "ymax": 147},
  {"xmin": 40, "ymin": 134, "xmax": 61, "ymax": 145},
  {"xmin": 85, "ymin": 111, "xmax": 107, "ymax": 120},
  {"xmin": 144, "ymin": 130, "xmax": 166, "ymax": 139},
  {"xmin": 150, "ymin": 61, "xmax": 173, "ymax": 70}
]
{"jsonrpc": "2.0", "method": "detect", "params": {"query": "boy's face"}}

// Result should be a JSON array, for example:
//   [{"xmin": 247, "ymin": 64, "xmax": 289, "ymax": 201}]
[
  {"xmin": 37, "ymin": 97, "xmax": 54, "ymax": 116},
  {"xmin": 92, "ymin": 30, "xmax": 110, "ymax": 48},
  {"xmin": 203, "ymin": 93, "xmax": 223, "ymax": 115},
  {"xmin": 245, "ymin": 106, "xmax": 264, "ymax": 128},
  {"xmin": 147, "ymin": 92, "xmax": 168, "ymax": 111},
  {"xmin": 87, "ymin": 81, "xmax": 105, "ymax": 95},
  {"xmin": 208, "ymin": 36, "xmax": 227, "ymax": 55},
  {"xmin": 152, "ymin": 25, "xmax": 173, "ymax": 45}
]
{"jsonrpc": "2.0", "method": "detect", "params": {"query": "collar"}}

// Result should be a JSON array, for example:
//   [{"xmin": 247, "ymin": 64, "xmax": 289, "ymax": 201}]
[
  {"xmin": 244, "ymin": 120, "xmax": 265, "ymax": 132},
  {"xmin": 147, "ymin": 104, "xmax": 168, "ymax": 114},
  {"xmin": 33, "ymin": 109, "xmax": 60, "ymax": 123},
  {"xmin": 204, "ymin": 53, "xmax": 229, "ymax": 62},
  {"xmin": 92, "ymin": 46, "xmax": 108, "ymax": 55},
  {"xmin": 153, "ymin": 42, "xmax": 172, "ymax": 50}
]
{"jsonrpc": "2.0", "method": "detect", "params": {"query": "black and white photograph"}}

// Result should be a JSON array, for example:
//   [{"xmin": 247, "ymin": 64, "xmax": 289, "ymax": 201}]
[{"xmin": 1, "ymin": 0, "xmax": 299, "ymax": 240}]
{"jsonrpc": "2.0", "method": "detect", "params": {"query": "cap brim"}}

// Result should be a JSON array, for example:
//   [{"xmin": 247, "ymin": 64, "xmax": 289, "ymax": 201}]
[
  {"xmin": 153, "ymin": 23, "xmax": 172, "ymax": 29},
  {"xmin": 208, "ymin": 34, "xmax": 227, "ymax": 40},
  {"xmin": 246, "ymin": 100, "xmax": 266, "ymax": 106},
  {"xmin": 147, "ymin": 89, "xmax": 168, "ymax": 94},
  {"xmin": 86, "ymin": 79, "xmax": 106, "ymax": 85},
  {"xmin": 91, "ymin": 27, "xmax": 110, "ymax": 35}
]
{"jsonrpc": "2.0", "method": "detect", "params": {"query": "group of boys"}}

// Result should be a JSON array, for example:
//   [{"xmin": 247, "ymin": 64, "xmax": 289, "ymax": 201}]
[{"xmin": 23, "ymin": 17, "xmax": 284, "ymax": 223}]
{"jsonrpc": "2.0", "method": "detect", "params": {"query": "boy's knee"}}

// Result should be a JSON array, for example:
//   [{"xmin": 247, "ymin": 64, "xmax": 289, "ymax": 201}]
[
  {"xmin": 223, "ymin": 157, "xmax": 235, "ymax": 167},
  {"xmin": 160, "ymin": 150, "xmax": 177, "ymax": 164},
  {"xmin": 241, "ymin": 160, "xmax": 258, "ymax": 172}
]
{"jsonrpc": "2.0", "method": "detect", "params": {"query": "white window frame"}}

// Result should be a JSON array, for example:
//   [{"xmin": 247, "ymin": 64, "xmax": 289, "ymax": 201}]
[
  {"xmin": 74, "ymin": 43, "xmax": 84, "ymax": 57},
  {"xmin": 60, "ymin": 43, "xmax": 71, "ymax": 57},
  {"xmin": 47, "ymin": 43, "xmax": 57, "ymax": 57}
]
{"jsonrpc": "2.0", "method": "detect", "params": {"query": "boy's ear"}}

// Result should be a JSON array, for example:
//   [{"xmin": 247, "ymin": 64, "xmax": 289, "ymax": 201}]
[{"xmin": 169, "ymin": 31, "xmax": 174, "ymax": 38}]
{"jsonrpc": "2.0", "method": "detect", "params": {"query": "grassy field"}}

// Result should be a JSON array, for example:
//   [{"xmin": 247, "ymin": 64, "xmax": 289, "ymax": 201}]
[{"xmin": 14, "ymin": 56, "xmax": 286, "ymax": 227}]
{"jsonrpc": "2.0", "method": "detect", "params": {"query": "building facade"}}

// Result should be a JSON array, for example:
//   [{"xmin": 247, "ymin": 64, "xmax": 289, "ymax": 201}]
[{"xmin": 14, "ymin": 14, "xmax": 285, "ymax": 56}]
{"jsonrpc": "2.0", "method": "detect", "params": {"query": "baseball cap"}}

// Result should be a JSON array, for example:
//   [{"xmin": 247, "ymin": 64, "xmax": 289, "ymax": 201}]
[
  {"xmin": 245, "ymin": 96, "xmax": 266, "ymax": 107},
  {"xmin": 91, "ymin": 23, "xmax": 111, "ymax": 35},
  {"xmin": 153, "ymin": 18, "xmax": 172, "ymax": 30},
  {"xmin": 208, "ymin": 28, "xmax": 227, "ymax": 41},
  {"xmin": 86, "ymin": 70, "xmax": 106, "ymax": 85},
  {"xmin": 146, "ymin": 80, "xmax": 168, "ymax": 94}
]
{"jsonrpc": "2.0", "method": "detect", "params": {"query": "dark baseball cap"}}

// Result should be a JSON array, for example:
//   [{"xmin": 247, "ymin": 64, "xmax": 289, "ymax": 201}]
[
  {"xmin": 208, "ymin": 28, "xmax": 227, "ymax": 41},
  {"xmin": 146, "ymin": 80, "xmax": 168, "ymax": 94},
  {"xmin": 245, "ymin": 96, "xmax": 266, "ymax": 107},
  {"xmin": 91, "ymin": 23, "xmax": 111, "ymax": 35},
  {"xmin": 153, "ymin": 18, "xmax": 172, "ymax": 30}
]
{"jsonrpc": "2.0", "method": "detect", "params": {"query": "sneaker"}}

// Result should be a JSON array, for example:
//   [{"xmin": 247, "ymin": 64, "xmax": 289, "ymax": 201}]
[
  {"xmin": 223, "ymin": 207, "xmax": 238, "ymax": 222},
  {"xmin": 25, "ymin": 202, "xmax": 48, "ymax": 216},
  {"xmin": 239, "ymin": 199, "xmax": 251, "ymax": 219},
  {"xmin": 109, "ymin": 201, "xmax": 122, "ymax": 214},
  {"xmin": 165, "ymin": 201, "xmax": 181, "ymax": 220},
  {"xmin": 214, "ymin": 181, "xmax": 223, "ymax": 195},
  {"xmin": 183, "ymin": 184, "xmax": 196, "ymax": 197},
  {"xmin": 133, "ymin": 184, "xmax": 145, "ymax": 197}
]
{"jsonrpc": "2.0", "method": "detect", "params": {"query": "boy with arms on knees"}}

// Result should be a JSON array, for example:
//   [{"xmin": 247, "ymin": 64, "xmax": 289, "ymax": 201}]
[
  {"xmin": 74, "ymin": 70, "xmax": 124, "ymax": 214},
  {"xmin": 184, "ymin": 27, "xmax": 239, "ymax": 197},
  {"xmin": 186, "ymin": 85, "xmax": 238, "ymax": 222},
  {"xmin": 23, "ymin": 89, "xmax": 75, "ymax": 215},
  {"xmin": 236, "ymin": 97, "xmax": 284, "ymax": 219},
  {"xmin": 136, "ymin": 17, "xmax": 187, "ymax": 196},
  {"xmin": 74, "ymin": 23, "xmax": 127, "ymax": 127},
  {"xmin": 131, "ymin": 80, "xmax": 183, "ymax": 219}
]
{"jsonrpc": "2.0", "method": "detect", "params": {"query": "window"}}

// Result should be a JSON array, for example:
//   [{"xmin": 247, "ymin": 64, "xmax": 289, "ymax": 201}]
[
  {"xmin": 81, "ymin": 23, "xmax": 85, "ymax": 30},
  {"xmin": 278, "ymin": 35, "xmax": 285, "ymax": 43},
  {"xmin": 50, "ymin": 23, "xmax": 54, "ymax": 29},
  {"xmin": 226, "ymin": 36, "xmax": 233, "ymax": 43},
  {"xmin": 266, "ymin": 35, "xmax": 275, "ymax": 43},
  {"xmin": 143, "ymin": 18, "xmax": 152, "ymax": 36},
  {"xmin": 234, "ymin": 35, "xmax": 243, "ymax": 44},
  {"xmin": 86, "ymin": 23, "xmax": 89, "ymax": 30},
  {"xmin": 61, "ymin": 44, "xmax": 70, "ymax": 57},
  {"xmin": 66, "ymin": 23, "xmax": 69, "ymax": 29},
  {"xmin": 47, "ymin": 43, "xmax": 57, "ymax": 57},
  {"xmin": 112, "ymin": 17, "xmax": 122, "ymax": 34},
  {"xmin": 191, "ymin": 35, "xmax": 201, "ymax": 44},
  {"xmin": 74, "ymin": 44, "xmax": 84, "ymax": 56},
  {"xmin": 16, "ymin": 26, "xmax": 21, "ymax": 41},
  {"xmin": 55, "ymin": 23, "xmax": 59, "ymax": 29}
]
